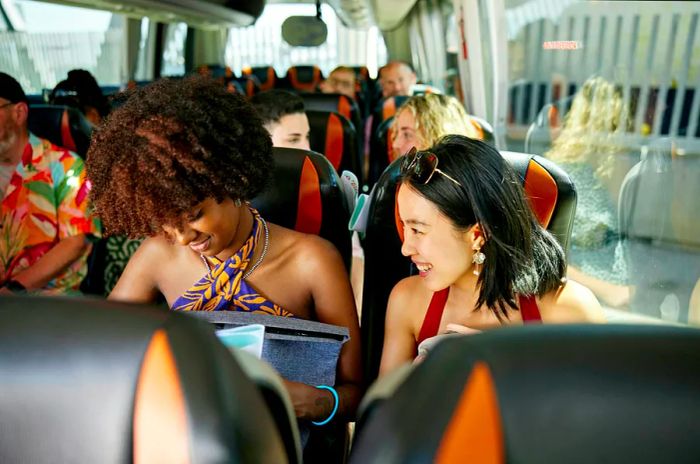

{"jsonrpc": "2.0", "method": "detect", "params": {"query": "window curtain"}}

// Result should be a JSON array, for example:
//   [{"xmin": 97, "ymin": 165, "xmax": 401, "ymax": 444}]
[{"xmin": 407, "ymin": 0, "xmax": 450, "ymax": 89}]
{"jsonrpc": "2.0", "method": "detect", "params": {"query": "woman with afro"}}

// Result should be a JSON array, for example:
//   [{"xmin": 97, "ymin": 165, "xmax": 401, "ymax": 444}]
[{"xmin": 86, "ymin": 76, "xmax": 362, "ymax": 429}]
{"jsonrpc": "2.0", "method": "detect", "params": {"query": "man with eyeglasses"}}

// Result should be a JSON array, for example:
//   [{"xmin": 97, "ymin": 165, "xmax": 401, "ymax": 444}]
[{"xmin": 0, "ymin": 73, "xmax": 100, "ymax": 295}]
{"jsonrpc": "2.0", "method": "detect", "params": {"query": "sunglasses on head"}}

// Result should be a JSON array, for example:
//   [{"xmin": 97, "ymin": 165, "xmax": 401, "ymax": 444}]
[{"xmin": 400, "ymin": 146, "xmax": 461, "ymax": 186}]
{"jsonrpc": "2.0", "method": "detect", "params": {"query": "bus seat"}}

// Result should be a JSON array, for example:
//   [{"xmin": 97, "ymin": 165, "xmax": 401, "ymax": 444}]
[
  {"xmin": 368, "ymin": 116, "xmax": 395, "ymax": 187},
  {"xmin": 231, "ymin": 75, "xmax": 261, "ymax": 97},
  {"xmin": 244, "ymin": 66, "xmax": 277, "ymax": 91},
  {"xmin": 251, "ymin": 147, "xmax": 353, "ymax": 271},
  {"xmin": 286, "ymin": 65, "xmax": 323, "ymax": 93},
  {"xmin": 360, "ymin": 152, "xmax": 577, "ymax": 382},
  {"xmin": 351, "ymin": 324, "xmax": 700, "ymax": 464},
  {"xmin": 301, "ymin": 92, "xmax": 362, "ymax": 136},
  {"xmin": 27, "ymin": 104, "xmax": 93, "ymax": 158},
  {"xmin": 619, "ymin": 149, "xmax": 700, "ymax": 323},
  {"xmin": 307, "ymin": 109, "xmax": 361, "ymax": 183},
  {"xmin": 0, "ymin": 295, "xmax": 291, "ymax": 464},
  {"xmin": 80, "ymin": 235, "xmax": 144, "ymax": 297}
]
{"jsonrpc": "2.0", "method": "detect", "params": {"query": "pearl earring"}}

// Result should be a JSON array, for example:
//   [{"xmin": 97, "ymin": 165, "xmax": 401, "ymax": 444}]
[
  {"xmin": 472, "ymin": 249, "xmax": 485, "ymax": 276},
  {"xmin": 234, "ymin": 198, "xmax": 242, "ymax": 207}
]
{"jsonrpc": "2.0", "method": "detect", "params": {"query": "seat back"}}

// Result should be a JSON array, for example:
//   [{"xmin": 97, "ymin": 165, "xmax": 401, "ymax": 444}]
[
  {"xmin": 244, "ymin": 66, "xmax": 277, "ymax": 91},
  {"xmin": 27, "ymin": 104, "xmax": 93, "ymax": 158},
  {"xmin": 351, "ymin": 325, "xmax": 700, "ymax": 464},
  {"xmin": 285, "ymin": 65, "xmax": 323, "ymax": 92},
  {"xmin": 251, "ymin": 147, "xmax": 352, "ymax": 271},
  {"xmin": 0, "ymin": 295, "xmax": 290, "ymax": 464},
  {"xmin": 360, "ymin": 152, "xmax": 577, "ymax": 382},
  {"xmin": 301, "ymin": 92, "xmax": 362, "ymax": 136},
  {"xmin": 307, "ymin": 109, "xmax": 361, "ymax": 181}
]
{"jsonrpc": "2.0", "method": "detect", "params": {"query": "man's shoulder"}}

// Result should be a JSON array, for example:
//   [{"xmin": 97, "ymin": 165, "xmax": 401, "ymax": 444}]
[{"xmin": 29, "ymin": 134, "xmax": 81, "ymax": 166}]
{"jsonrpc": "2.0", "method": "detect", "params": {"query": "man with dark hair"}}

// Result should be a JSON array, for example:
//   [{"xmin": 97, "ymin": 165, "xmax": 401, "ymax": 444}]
[
  {"xmin": 250, "ymin": 89, "xmax": 310, "ymax": 150},
  {"xmin": 0, "ymin": 72, "xmax": 100, "ymax": 295}
]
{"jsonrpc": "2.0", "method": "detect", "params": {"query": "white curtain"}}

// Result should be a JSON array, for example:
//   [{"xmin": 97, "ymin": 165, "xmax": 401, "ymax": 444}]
[{"xmin": 407, "ymin": 0, "xmax": 449, "ymax": 89}]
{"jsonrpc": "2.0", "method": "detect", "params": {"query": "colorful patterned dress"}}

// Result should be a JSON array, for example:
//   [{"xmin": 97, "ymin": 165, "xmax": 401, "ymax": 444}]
[{"xmin": 171, "ymin": 209, "xmax": 293, "ymax": 316}]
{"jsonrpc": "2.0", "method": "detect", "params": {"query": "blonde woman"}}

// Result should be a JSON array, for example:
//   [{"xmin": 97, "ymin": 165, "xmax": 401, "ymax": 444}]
[
  {"xmin": 543, "ymin": 76, "xmax": 632, "ymax": 308},
  {"xmin": 391, "ymin": 94, "xmax": 485, "ymax": 159}
]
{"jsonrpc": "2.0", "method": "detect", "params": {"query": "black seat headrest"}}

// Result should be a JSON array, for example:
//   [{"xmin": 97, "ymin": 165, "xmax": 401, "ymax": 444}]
[
  {"xmin": 0, "ymin": 295, "xmax": 289, "ymax": 463},
  {"xmin": 27, "ymin": 104, "xmax": 93, "ymax": 158},
  {"xmin": 306, "ymin": 109, "xmax": 361, "ymax": 182},
  {"xmin": 351, "ymin": 324, "xmax": 700, "ymax": 464},
  {"xmin": 251, "ymin": 147, "xmax": 352, "ymax": 271}
]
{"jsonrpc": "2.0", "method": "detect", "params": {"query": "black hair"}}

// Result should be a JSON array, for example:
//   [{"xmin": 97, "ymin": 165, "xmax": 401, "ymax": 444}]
[
  {"xmin": 50, "ymin": 69, "xmax": 109, "ymax": 118},
  {"xmin": 402, "ymin": 134, "xmax": 566, "ymax": 319},
  {"xmin": 250, "ymin": 89, "xmax": 305, "ymax": 125}
]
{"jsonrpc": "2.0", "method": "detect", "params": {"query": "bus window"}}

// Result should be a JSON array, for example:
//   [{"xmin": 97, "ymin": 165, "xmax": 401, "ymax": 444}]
[
  {"xmin": 495, "ymin": 0, "xmax": 700, "ymax": 326},
  {"xmin": 225, "ymin": 3, "xmax": 387, "ymax": 78},
  {"xmin": 0, "ymin": 0, "xmax": 124, "ymax": 94}
]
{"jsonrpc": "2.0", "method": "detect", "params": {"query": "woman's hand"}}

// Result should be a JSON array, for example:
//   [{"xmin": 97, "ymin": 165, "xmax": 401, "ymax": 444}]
[
  {"xmin": 445, "ymin": 323, "xmax": 481, "ymax": 335},
  {"xmin": 282, "ymin": 379, "xmax": 335, "ymax": 421}
]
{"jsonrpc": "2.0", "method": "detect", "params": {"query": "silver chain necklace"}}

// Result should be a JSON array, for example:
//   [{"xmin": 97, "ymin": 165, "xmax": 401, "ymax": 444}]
[{"xmin": 200, "ymin": 216, "xmax": 269, "ymax": 280}]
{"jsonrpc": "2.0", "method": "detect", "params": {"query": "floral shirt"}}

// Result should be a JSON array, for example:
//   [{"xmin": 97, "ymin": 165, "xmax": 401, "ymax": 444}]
[{"xmin": 0, "ymin": 133, "xmax": 100, "ymax": 293}]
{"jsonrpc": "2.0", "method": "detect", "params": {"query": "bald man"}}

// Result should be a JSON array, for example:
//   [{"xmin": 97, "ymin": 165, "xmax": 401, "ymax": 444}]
[{"xmin": 378, "ymin": 61, "xmax": 417, "ymax": 98}]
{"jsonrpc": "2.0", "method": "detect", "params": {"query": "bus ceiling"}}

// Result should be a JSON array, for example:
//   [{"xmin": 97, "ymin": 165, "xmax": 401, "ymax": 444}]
[{"xmin": 20, "ymin": 0, "xmax": 267, "ymax": 29}]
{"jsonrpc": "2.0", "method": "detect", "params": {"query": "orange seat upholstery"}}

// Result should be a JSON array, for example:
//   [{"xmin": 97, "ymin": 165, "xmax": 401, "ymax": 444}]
[
  {"xmin": 360, "ymin": 152, "xmax": 577, "ymax": 382},
  {"xmin": 0, "ymin": 295, "xmax": 291, "ymax": 463},
  {"xmin": 307, "ymin": 109, "xmax": 361, "ymax": 183},
  {"xmin": 251, "ymin": 147, "xmax": 352, "ymax": 271},
  {"xmin": 243, "ymin": 66, "xmax": 278, "ymax": 91},
  {"xmin": 301, "ymin": 92, "xmax": 362, "ymax": 134},
  {"xmin": 285, "ymin": 65, "xmax": 323, "ymax": 92},
  {"xmin": 351, "ymin": 325, "xmax": 700, "ymax": 463},
  {"xmin": 27, "ymin": 104, "xmax": 93, "ymax": 158}
]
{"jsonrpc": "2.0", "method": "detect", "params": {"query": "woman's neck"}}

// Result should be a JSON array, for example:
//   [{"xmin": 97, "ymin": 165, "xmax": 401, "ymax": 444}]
[{"xmin": 214, "ymin": 206, "xmax": 254, "ymax": 262}]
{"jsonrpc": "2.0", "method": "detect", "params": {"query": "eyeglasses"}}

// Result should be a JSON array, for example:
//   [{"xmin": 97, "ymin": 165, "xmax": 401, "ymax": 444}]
[
  {"xmin": 0, "ymin": 102, "xmax": 15, "ymax": 110},
  {"xmin": 400, "ymin": 146, "xmax": 461, "ymax": 186}
]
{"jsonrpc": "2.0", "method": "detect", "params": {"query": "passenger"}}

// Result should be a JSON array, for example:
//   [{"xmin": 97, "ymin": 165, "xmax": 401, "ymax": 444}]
[
  {"xmin": 319, "ymin": 66, "xmax": 357, "ymax": 99},
  {"xmin": 543, "ymin": 76, "xmax": 631, "ymax": 308},
  {"xmin": 379, "ymin": 135, "xmax": 605, "ymax": 374},
  {"xmin": 378, "ymin": 60, "xmax": 417, "ymax": 98},
  {"xmin": 49, "ymin": 69, "xmax": 109, "ymax": 125},
  {"xmin": 0, "ymin": 73, "xmax": 100, "ymax": 295},
  {"xmin": 87, "ymin": 77, "xmax": 362, "ymax": 424},
  {"xmin": 391, "ymin": 93, "xmax": 484, "ymax": 158},
  {"xmin": 250, "ymin": 89, "xmax": 311, "ymax": 150}
]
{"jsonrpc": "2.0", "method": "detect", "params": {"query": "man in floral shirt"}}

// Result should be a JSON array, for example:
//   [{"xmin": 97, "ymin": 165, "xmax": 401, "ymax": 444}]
[{"xmin": 0, "ymin": 73, "xmax": 100, "ymax": 294}]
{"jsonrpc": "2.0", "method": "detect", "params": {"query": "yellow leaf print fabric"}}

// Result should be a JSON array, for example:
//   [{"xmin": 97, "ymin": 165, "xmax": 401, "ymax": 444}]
[{"xmin": 171, "ymin": 209, "xmax": 293, "ymax": 317}]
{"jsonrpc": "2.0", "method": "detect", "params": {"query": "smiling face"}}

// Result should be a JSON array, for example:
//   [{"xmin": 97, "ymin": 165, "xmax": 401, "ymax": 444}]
[
  {"xmin": 161, "ymin": 197, "xmax": 248, "ymax": 260},
  {"xmin": 266, "ymin": 112, "xmax": 311, "ymax": 150},
  {"xmin": 397, "ymin": 183, "xmax": 483, "ymax": 291}
]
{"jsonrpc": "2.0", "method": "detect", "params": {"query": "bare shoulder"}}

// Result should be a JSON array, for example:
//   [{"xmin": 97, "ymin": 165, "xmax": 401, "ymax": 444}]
[
  {"xmin": 132, "ymin": 236, "xmax": 178, "ymax": 266},
  {"xmin": 538, "ymin": 280, "xmax": 606, "ymax": 323},
  {"xmin": 109, "ymin": 236, "xmax": 176, "ymax": 302},
  {"xmin": 387, "ymin": 276, "xmax": 433, "ymax": 327},
  {"xmin": 269, "ymin": 223, "xmax": 343, "ymax": 271}
]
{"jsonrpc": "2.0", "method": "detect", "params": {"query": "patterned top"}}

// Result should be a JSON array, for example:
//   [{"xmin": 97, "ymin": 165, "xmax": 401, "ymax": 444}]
[
  {"xmin": 0, "ymin": 133, "xmax": 101, "ymax": 293},
  {"xmin": 171, "ymin": 209, "xmax": 294, "ymax": 317}
]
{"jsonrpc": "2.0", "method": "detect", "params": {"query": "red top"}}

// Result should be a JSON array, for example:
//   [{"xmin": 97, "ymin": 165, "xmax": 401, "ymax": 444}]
[{"xmin": 416, "ymin": 288, "xmax": 542, "ymax": 347}]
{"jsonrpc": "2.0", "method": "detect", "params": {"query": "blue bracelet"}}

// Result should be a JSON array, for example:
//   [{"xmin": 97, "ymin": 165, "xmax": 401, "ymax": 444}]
[{"xmin": 311, "ymin": 385, "xmax": 339, "ymax": 426}]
